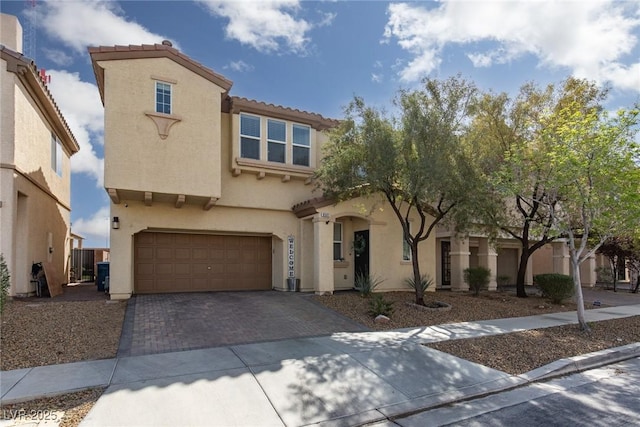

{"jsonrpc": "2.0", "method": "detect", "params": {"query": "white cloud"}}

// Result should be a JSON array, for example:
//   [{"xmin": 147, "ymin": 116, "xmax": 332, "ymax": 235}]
[
  {"xmin": 225, "ymin": 60, "xmax": 254, "ymax": 72},
  {"xmin": 197, "ymin": 0, "xmax": 311, "ymax": 53},
  {"xmin": 47, "ymin": 70, "xmax": 104, "ymax": 186},
  {"xmin": 384, "ymin": 1, "xmax": 640, "ymax": 92},
  {"xmin": 34, "ymin": 0, "xmax": 172, "ymax": 54},
  {"xmin": 72, "ymin": 206, "xmax": 110, "ymax": 242},
  {"xmin": 44, "ymin": 49, "xmax": 74, "ymax": 66},
  {"xmin": 371, "ymin": 73, "xmax": 382, "ymax": 83}
]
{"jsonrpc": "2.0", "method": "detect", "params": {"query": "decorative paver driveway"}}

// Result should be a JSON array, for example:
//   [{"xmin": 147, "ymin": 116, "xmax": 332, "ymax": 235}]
[{"xmin": 117, "ymin": 291, "xmax": 369, "ymax": 357}]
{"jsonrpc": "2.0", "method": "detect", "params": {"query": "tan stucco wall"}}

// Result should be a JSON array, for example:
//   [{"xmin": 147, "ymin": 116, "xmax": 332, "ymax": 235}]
[
  {"xmin": 1, "ymin": 49, "xmax": 73, "ymax": 296},
  {"xmin": 100, "ymin": 57, "xmax": 225, "ymax": 199}
]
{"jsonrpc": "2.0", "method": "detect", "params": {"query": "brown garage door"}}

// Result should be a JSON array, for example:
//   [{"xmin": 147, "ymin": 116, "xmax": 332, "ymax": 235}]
[{"xmin": 134, "ymin": 232, "xmax": 272, "ymax": 293}]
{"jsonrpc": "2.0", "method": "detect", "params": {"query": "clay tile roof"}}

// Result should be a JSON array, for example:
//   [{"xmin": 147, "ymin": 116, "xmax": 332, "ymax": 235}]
[
  {"xmin": 88, "ymin": 42, "xmax": 233, "ymax": 104},
  {"xmin": 0, "ymin": 44, "xmax": 79, "ymax": 154},
  {"xmin": 227, "ymin": 96, "xmax": 339, "ymax": 131}
]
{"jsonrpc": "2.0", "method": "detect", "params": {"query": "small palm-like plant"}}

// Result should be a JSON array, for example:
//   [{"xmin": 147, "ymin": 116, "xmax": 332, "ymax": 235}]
[
  {"xmin": 404, "ymin": 274, "xmax": 433, "ymax": 294},
  {"xmin": 354, "ymin": 273, "xmax": 383, "ymax": 297},
  {"xmin": 368, "ymin": 294, "xmax": 394, "ymax": 317}
]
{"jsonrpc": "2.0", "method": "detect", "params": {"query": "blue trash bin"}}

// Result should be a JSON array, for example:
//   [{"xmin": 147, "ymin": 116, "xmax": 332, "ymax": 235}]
[{"xmin": 96, "ymin": 262, "xmax": 110, "ymax": 292}]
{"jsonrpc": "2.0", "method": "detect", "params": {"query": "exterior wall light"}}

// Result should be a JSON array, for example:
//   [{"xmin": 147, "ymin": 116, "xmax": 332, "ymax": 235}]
[{"xmin": 112, "ymin": 216, "xmax": 120, "ymax": 229}]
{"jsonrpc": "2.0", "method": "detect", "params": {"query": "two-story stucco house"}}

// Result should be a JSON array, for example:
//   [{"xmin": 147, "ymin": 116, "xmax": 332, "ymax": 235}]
[
  {"xmin": 1, "ymin": 14, "xmax": 79, "ymax": 296},
  {"xmin": 89, "ymin": 41, "xmax": 443, "ymax": 300},
  {"xmin": 90, "ymin": 41, "xmax": 600, "ymax": 300}
]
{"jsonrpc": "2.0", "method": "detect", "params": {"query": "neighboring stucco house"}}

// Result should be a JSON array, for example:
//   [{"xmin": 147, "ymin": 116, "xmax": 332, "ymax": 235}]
[
  {"xmin": 89, "ymin": 41, "xmax": 595, "ymax": 300},
  {"xmin": 1, "ymin": 14, "xmax": 79, "ymax": 296}
]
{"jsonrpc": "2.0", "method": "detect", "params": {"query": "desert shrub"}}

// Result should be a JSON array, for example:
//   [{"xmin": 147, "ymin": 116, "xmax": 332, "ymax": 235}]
[
  {"xmin": 535, "ymin": 273, "xmax": 574, "ymax": 304},
  {"xmin": 404, "ymin": 274, "xmax": 433, "ymax": 294},
  {"xmin": 0, "ymin": 254, "xmax": 10, "ymax": 313},
  {"xmin": 497, "ymin": 275, "xmax": 510, "ymax": 288},
  {"xmin": 354, "ymin": 273, "xmax": 383, "ymax": 297},
  {"xmin": 368, "ymin": 294, "xmax": 394, "ymax": 317},
  {"xmin": 464, "ymin": 266, "xmax": 491, "ymax": 296}
]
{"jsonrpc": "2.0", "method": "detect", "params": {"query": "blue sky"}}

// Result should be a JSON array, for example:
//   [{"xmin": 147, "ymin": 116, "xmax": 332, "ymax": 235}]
[{"xmin": 1, "ymin": 0, "xmax": 639, "ymax": 248}]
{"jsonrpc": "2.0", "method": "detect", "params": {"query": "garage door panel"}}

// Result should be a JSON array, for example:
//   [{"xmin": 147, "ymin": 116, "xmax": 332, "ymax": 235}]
[
  {"xmin": 174, "ymin": 263, "xmax": 190, "ymax": 275},
  {"xmin": 155, "ymin": 233, "xmax": 174, "ymax": 245},
  {"xmin": 175, "ymin": 248, "xmax": 190, "ymax": 259},
  {"xmin": 156, "ymin": 263, "xmax": 173, "ymax": 275},
  {"xmin": 134, "ymin": 232, "xmax": 272, "ymax": 293},
  {"xmin": 193, "ymin": 248, "xmax": 209, "ymax": 260},
  {"xmin": 156, "ymin": 248, "xmax": 173, "ymax": 259}
]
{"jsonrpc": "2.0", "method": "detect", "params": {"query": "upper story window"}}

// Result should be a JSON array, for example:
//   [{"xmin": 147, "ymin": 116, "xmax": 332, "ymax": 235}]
[
  {"xmin": 238, "ymin": 114, "xmax": 313, "ymax": 168},
  {"xmin": 267, "ymin": 119, "xmax": 286, "ymax": 163},
  {"xmin": 240, "ymin": 114, "xmax": 261, "ymax": 160},
  {"xmin": 333, "ymin": 222, "xmax": 343, "ymax": 261},
  {"xmin": 50, "ymin": 133, "xmax": 62, "ymax": 176},
  {"xmin": 155, "ymin": 81, "xmax": 172, "ymax": 114},
  {"xmin": 292, "ymin": 124, "xmax": 310, "ymax": 166}
]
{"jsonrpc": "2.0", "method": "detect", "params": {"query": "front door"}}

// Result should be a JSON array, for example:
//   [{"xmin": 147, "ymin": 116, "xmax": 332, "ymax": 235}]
[{"xmin": 353, "ymin": 230, "xmax": 370, "ymax": 279}]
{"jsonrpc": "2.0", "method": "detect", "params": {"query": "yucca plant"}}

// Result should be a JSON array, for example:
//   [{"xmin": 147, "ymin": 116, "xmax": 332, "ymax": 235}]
[{"xmin": 354, "ymin": 273, "xmax": 383, "ymax": 297}]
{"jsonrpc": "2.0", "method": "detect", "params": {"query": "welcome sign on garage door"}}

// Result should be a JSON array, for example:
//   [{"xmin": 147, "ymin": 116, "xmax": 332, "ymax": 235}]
[{"xmin": 288, "ymin": 235, "xmax": 295, "ymax": 278}]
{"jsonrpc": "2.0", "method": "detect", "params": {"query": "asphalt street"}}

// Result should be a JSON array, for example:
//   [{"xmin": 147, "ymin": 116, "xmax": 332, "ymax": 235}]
[{"xmin": 394, "ymin": 357, "xmax": 640, "ymax": 427}]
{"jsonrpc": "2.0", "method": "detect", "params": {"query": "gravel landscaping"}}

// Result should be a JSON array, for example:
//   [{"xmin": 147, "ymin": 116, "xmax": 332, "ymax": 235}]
[
  {"xmin": 0, "ymin": 298, "xmax": 126, "ymax": 371},
  {"xmin": 0, "ymin": 287, "xmax": 637, "ymax": 427}
]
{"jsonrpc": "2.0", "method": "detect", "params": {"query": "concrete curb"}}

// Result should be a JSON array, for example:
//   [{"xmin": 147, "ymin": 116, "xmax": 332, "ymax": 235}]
[{"xmin": 378, "ymin": 342, "xmax": 640, "ymax": 426}]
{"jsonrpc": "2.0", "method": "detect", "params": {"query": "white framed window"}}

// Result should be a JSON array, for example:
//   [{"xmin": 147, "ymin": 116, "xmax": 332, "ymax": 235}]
[
  {"xmin": 402, "ymin": 223, "xmax": 411, "ymax": 261},
  {"xmin": 292, "ymin": 124, "xmax": 310, "ymax": 166},
  {"xmin": 333, "ymin": 222, "xmax": 343, "ymax": 261},
  {"xmin": 267, "ymin": 119, "xmax": 286, "ymax": 163},
  {"xmin": 155, "ymin": 81, "xmax": 172, "ymax": 114},
  {"xmin": 240, "ymin": 114, "xmax": 261, "ymax": 160},
  {"xmin": 50, "ymin": 133, "xmax": 62, "ymax": 176}
]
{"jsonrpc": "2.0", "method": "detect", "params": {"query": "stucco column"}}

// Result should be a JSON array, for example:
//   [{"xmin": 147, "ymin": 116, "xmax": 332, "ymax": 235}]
[
  {"xmin": 552, "ymin": 241, "xmax": 570, "ymax": 275},
  {"xmin": 478, "ymin": 238, "xmax": 498, "ymax": 291},
  {"xmin": 450, "ymin": 236, "xmax": 470, "ymax": 291},
  {"xmin": 313, "ymin": 215, "xmax": 334, "ymax": 295},
  {"xmin": 580, "ymin": 254, "xmax": 597, "ymax": 287}
]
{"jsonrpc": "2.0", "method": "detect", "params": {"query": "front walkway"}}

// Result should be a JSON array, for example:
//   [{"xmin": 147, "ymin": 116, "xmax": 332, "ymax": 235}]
[{"xmin": 1, "ymin": 304, "xmax": 639, "ymax": 427}]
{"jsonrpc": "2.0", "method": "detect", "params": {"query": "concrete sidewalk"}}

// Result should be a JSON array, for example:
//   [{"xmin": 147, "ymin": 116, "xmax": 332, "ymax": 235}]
[{"xmin": 1, "ymin": 304, "xmax": 639, "ymax": 427}]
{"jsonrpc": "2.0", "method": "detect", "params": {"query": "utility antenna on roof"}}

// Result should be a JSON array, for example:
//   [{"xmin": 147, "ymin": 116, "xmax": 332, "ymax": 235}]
[{"xmin": 23, "ymin": 0, "xmax": 37, "ymax": 60}]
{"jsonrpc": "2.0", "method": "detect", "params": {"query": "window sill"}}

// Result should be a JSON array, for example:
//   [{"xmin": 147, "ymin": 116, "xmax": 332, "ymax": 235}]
[
  {"xmin": 334, "ymin": 261, "xmax": 350, "ymax": 268},
  {"xmin": 233, "ymin": 157, "xmax": 314, "ymax": 183},
  {"xmin": 400, "ymin": 260, "xmax": 412, "ymax": 265}
]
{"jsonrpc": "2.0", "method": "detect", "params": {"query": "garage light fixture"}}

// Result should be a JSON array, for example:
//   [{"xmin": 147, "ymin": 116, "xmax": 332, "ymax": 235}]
[{"xmin": 112, "ymin": 216, "xmax": 120, "ymax": 230}]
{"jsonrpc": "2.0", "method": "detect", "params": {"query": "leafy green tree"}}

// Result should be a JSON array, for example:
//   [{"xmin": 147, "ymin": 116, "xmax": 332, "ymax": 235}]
[
  {"xmin": 541, "ymin": 78, "xmax": 640, "ymax": 330},
  {"xmin": 598, "ymin": 236, "xmax": 634, "ymax": 292},
  {"xmin": 316, "ymin": 76, "xmax": 479, "ymax": 305},
  {"xmin": 468, "ymin": 82, "xmax": 576, "ymax": 298}
]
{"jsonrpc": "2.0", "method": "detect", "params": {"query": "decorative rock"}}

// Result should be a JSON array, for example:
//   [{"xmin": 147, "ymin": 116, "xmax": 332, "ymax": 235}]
[{"xmin": 374, "ymin": 315, "xmax": 390, "ymax": 324}]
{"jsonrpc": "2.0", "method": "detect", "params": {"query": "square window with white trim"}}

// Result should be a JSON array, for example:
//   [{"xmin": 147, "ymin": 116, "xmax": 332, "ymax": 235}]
[
  {"xmin": 240, "ymin": 114, "xmax": 261, "ymax": 160},
  {"xmin": 155, "ymin": 81, "xmax": 172, "ymax": 114},
  {"xmin": 292, "ymin": 124, "xmax": 310, "ymax": 166},
  {"xmin": 267, "ymin": 119, "xmax": 286, "ymax": 163},
  {"xmin": 333, "ymin": 222, "xmax": 343, "ymax": 261},
  {"xmin": 50, "ymin": 133, "xmax": 62, "ymax": 176}
]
